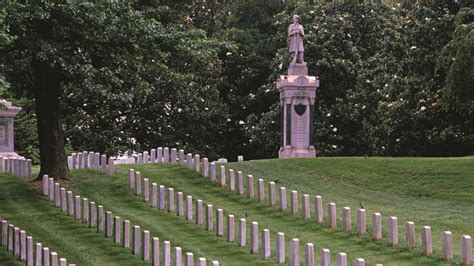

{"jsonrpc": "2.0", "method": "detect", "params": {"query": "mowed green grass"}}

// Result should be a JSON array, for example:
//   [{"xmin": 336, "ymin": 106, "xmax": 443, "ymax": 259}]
[
  {"xmin": 0, "ymin": 172, "xmax": 148, "ymax": 265},
  {"xmin": 222, "ymin": 157, "xmax": 474, "ymax": 264},
  {"xmin": 0, "ymin": 157, "xmax": 472, "ymax": 265}
]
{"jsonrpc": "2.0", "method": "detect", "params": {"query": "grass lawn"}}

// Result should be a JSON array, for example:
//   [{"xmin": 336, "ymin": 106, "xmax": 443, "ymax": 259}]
[
  {"xmin": 0, "ymin": 172, "xmax": 148, "ymax": 265},
  {"xmin": 0, "ymin": 157, "xmax": 472, "ymax": 265}
]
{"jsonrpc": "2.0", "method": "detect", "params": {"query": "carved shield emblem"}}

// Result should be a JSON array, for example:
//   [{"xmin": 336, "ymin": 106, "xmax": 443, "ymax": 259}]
[{"xmin": 294, "ymin": 104, "xmax": 306, "ymax": 116}]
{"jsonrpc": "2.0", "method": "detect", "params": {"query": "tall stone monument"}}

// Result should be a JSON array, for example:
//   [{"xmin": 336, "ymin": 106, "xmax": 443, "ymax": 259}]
[
  {"xmin": 278, "ymin": 15, "xmax": 319, "ymax": 158},
  {"xmin": 0, "ymin": 100, "xmax": 21, "ymax": 157}
]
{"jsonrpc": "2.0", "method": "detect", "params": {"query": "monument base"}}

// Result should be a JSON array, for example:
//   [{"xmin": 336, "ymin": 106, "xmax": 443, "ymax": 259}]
[
  {"xmin": 279, "ymin": 146, "xmax": 316, "ymax": 158},
  {"xmin": 288, "ymin": 62, "xmax": 308, "ymax": 75},
  {"xmin": 0, "ymin": 152, "xmax": 20, "ymax": 158}
]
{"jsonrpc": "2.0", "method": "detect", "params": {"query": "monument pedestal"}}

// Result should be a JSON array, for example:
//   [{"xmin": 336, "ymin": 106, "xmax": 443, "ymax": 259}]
[
  {"xmin": 277, "ymin": 63, "xmax": 319, "ymax": 158},
  {"xmin": 0, "ymin": 100, "xmax": 21, "ymax": 158}
]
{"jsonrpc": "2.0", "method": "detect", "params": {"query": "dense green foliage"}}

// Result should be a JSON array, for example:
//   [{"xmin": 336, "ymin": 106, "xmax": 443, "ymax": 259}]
[
  {"xmin": 1, "ymin": 2, "xmax": 231, "ymax": 160},
  {"xmin": 246, "ymin": 2, "xmax": 473, "ymax": 157},
  {"xmin": 0, "ymin": 0, "xmax": 472, "ymax": 161},
  {"xmin": 1, "ymin": 157, "xmax": 473, "ymax": 264}
]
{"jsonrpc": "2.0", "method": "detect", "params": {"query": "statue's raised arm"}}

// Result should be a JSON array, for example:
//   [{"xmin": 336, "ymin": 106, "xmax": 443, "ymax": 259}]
[{"xmin": 288, "ymin": 15, "xmax": 305, "ymax": 64}]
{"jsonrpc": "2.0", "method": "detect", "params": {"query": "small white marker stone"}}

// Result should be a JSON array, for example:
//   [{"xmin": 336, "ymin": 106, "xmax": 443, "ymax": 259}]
[
  {"xmin": 328, "ymin": 203, "xmax": 336, "ymax": 228},
  {"xmin": 269, "ymin": 182, "xmax": 276, "ymax": 207},
  {"xmin": 250, "ymin": 222, "xmax": 258, "ymax": 254},
  {"xmin": 280, "ymin": 187, "xmax": 287, "ymax": 211},
  {"xmin": 227, "ymin": 215, "xmax": 235, "ymax": 242},
  {"xmin": 247, "ymin": 175, "xmax": 254, "ymax": 198},
  {"xmin": 321, "ymin": 249, "xmax": 330, "ymax": 266},
  {"xmin": 357, "ymin": 209, "xmax": 366, "ymax": 235},
  {"xmin": 461, "ymin": 235, "xmax": 472, "ymax": 266},
  {"xmin": 442, "ymin": 231, "xmax": 453, "ymax": 261},
  {"xmin": 388, "ymin": 216, "xmax": 398, "ymax": 246},
  {"xmin": 405, "ymin": 221, "xmax": 415, "ymax": 249},
  {"xmin": 262, "ymin": 229, "xmax": 270, "ymax": 260},
  {"xmin": 372, "ymin": 212, "xmax": 382, "ymax": 240},
  {"xmin": 239, "ymin": 219, "xmax": 246, "ymax": 247},
  {"xmin": 305, "ymin": 243, "xmax": 314, "ymax": 266},
  {"xmin": 276, "ymin": 232, "xmax": 285, "ymax": 263},
  {"xmin": 290, "ymin": 238, "xmax": 300, "ymax": 266},
  {"xmin": 421, "ymin": 226, "xmax": 433, "ymax": 255}
]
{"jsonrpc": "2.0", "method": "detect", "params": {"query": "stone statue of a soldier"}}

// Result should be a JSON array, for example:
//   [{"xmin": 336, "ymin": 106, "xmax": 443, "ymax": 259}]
[{"xmin": 288, "ymin": 15, "xmax": 305, "ymax": 64}]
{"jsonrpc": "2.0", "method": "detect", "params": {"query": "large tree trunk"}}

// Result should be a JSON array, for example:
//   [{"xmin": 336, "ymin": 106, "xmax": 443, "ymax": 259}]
[{"xmin": 32, "ymin": 59, "xmax": 70, "ymax": 180}]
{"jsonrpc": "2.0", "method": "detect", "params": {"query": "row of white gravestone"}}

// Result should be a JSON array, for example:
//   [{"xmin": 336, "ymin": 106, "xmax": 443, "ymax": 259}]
[
  {"xmin": 0, "ymin": 156, "xmax": 32, "ymax": 179},
  {"xmin": 116, "ymin": 150, "xmax": 472, "ymax": 263},
  {"xmin": 129, "ymin": 148, "xmax": 176, "ymax": 164},
  {"xmin": 92, "ymin": 146, "xmax": 244, "ymax": 165},
  {"xmin": 68, "ymin": 147, "xmax": 243, "ymax": 182},
  {"xmin": 87, "ymin": 147, "xmax": 471, "ymax": 264},
  {"xmin": 41, "ymin": 174, "xmax": 218, "ymax": 266},
  {"xmin": 183, "ymin": 159, "xmax": 473, "ymax": 265},
  {"xmin": 67, "ymin": 151, "xmax": 115, "ymax": 176},
  {"xmin": 111, "ymin": 148, "xmax": 473, "ymax": 265},
  {"xmin": 0, "ymin": 219, "xmax": 70, "ymax": 266},
  {"xmin": 128, "ymin": 170, "xmax": 368, "ymax": 265},
  {"xmin": 286, "ymin": 241, "xmax": 367, "ymax": 266}
]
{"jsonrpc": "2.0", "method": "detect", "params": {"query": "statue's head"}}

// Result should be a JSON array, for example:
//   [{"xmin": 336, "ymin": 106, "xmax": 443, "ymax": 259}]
[{"xmin": 293, "ymin": 15, "xmax": 300, "ymax": 23}]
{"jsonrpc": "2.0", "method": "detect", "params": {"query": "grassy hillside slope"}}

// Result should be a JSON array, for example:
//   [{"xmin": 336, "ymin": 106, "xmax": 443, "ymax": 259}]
[{"xmin": 0, "ymin": 157, "xmax": 472, "ymax": 265}]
